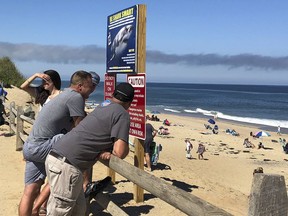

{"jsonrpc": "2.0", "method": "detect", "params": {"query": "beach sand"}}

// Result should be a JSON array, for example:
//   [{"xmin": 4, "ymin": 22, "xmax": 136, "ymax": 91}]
[{"xmin": 1, "ymin": 86, "xmax": 288, "ymax": 215}]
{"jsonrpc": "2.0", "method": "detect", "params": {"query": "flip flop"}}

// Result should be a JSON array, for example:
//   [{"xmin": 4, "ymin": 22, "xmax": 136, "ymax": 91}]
[{"xmin": 84, "ymin": 176, "xmax": 111, "ymax": 198}]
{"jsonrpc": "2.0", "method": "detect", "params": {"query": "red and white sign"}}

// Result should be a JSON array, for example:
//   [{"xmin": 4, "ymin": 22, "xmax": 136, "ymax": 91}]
[
  {"xmin": 104, "ymin": 73, "xmax": 116, "ymax": 101},
  {"xmin": 127, "ymin": 74, "xmax": 146, "ymax": 140}
]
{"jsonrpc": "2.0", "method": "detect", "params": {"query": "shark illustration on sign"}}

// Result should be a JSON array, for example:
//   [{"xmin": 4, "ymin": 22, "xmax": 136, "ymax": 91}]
[{"xmin": 108, "ymin": 24, "xmax": 133, "ymax": 63}]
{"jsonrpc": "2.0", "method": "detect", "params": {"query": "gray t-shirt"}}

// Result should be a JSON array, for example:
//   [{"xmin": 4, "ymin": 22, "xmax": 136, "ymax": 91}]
[
  {"xmin": 53, "ymin": 101, "xmax": 130, "ymax": 171},
  {"xmin": 27, "ymin": 88, "xmax": 86, "ymax": 144}
]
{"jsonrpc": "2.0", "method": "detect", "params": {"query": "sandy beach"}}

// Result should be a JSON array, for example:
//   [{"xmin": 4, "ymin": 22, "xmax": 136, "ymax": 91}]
[{"xmin": 1, "ymin": 86, "xmax": 288, "ymax": 216}]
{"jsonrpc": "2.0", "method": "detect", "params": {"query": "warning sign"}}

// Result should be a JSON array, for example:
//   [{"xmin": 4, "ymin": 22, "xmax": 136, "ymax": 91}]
[
  {"xmin": 104, "ymin": 73, "xmax": 116, "ymax": 101},
  {"xmin": 127, "ymin": 74, "xmax": 146, "ymax": 140}
]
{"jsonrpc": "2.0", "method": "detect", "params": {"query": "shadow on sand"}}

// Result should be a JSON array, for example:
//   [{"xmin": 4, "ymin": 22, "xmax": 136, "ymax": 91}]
[
  {"xmin": 89, "ymin": 191, "xmax": 156, "ymax": 216},
  {"xmin": 161, "ymin": 177, "xmax": 200, "ymax": 193}
]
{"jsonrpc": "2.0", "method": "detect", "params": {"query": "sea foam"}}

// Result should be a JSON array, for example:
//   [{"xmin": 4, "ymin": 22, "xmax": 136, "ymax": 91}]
[{"xmin": 193, "ymin": 108, "xmax": 288, "ymax": 129}]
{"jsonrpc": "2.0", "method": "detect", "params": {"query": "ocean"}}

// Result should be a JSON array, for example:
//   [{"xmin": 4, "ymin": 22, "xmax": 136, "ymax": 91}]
[{"xmin": 60, "ymin": 81, "xmax": 288, "ymax": 129}]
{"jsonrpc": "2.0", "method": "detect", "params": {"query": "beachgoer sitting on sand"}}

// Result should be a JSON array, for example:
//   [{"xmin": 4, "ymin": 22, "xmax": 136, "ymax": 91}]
[
  {"xmin": 204, "ymin": 124, "xmax": 212, "ymax": 130},
  {"xmin": 226, "ymin": 129, "xmax": 239, "ymax": 136},
  {"xmin": 146, "ymin": 115, "xmax": 151, "ymax": 120},
  {"xmin": 158, "ymin": 126, "xmax": 170, "ymax": 135},
  {"xmin": 243, "ymin": 138, "xmax": 255, "ymax": 148},
  {"xmin": 152, "ymin": 115, "xmax": 160, "ymax": 121},
  {"xmin": 283, "ymin": 143, "xmax": 288, "ymax": 154},
  {"xmin": 282, "ymin": 139, "xmax": 288, "ymax": 154},
  {"xmin": 231, "ymin": 129, "xmax": 239, "ymax": 136},
  {"xmin": 258, "ymin": 142, "xmax": 264, "ymax": 149},
  {"xmin": 253, "ymin": 167, "xmax": 264, "ymax": 175},
  {"xmin": 250, "ymin": 131, "xmax": 258, "ymax": 138},
  {"xmin": 225, "ymin": 129, "xmax": 231, "ymax": 134},
  {"xmin": 163, "ymin": 118, "xmax": 170, "ymax": 126},
  {"xmin": 279, "ymin": 138, "xmax": 286, "ymax": 146},
  {"xmin": 212, "ymin": 125, "xmax": 218, "ymax": 134}
]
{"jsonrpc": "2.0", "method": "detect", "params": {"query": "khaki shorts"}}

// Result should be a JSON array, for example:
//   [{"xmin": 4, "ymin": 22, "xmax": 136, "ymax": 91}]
[{"xmin": 45, "ymin": 154, "xmax": 86, "ymax": 216}]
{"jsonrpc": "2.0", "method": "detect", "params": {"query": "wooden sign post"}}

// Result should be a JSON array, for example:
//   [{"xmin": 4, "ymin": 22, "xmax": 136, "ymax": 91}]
[
  {"xmin": 132, "ymin": 4, "xmax": 146, "ymax": 203},
  {"xmin": 105, "ymin": 4, "xmax": 147, "ymax": 202}
]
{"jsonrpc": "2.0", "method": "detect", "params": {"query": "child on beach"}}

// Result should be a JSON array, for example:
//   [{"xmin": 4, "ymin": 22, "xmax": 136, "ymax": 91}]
[
  {"xmin": 258, "ymin": 142, "xmax": 265, "ymax": 149},
  {"xmin": 196, "ymin": 143, "xmax": 206, "ymax": 160},
  {"xmin": 185, "ymin": 139, "xmax": 193, "ymax": 159}
]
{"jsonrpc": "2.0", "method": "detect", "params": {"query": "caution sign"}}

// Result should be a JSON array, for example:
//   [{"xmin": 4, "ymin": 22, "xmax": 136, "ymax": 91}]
[{"xmin": 127, "ymin": 74, "xmax": 146, "ymax": 140}]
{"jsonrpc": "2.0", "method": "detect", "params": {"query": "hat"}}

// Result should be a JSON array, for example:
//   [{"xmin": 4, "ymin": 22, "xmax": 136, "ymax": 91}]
[
  {"xmin": 90, "ymin": 72, "xmax": 100, "ymax": 86},
  {"xmin": 113, "ymin": 83, "xmax": 134, "ymax": 102}
]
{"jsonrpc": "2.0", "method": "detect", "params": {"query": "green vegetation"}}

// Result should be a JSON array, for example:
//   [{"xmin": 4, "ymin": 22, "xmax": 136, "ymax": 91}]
[{"xmin": 0, "ymin": 56, "xmax": 25, "ymax": 87}]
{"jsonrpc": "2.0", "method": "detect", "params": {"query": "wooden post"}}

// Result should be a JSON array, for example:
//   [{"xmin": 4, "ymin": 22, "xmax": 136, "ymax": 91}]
[
  {"xmin": 100, "ymin": 155, "xmax": 232, "ymax": 216},
  {"xmin": 9, "ymin": 102, "xmax": 15, "ymax": 134},
  {"xmin": 16, "ymin": 106, "xmax": 24, "ymax": 151},
  {"xmin": 107, "ymin": 168, "xmax": 116, "ymax": 184},
  {"xmin": 248, "ymin": 174, "xmax": 288, "ymax": 216},
  {"xmin": 133, "ymin": 3, "xmax": 147, "ymax": 203},
  {"xmin": 136, "ymin": 4, "xmax": 147, "ymax": 74},
  {"xmin": 133, "ymin": 138, "xmax": 144, "ymax": 202}
]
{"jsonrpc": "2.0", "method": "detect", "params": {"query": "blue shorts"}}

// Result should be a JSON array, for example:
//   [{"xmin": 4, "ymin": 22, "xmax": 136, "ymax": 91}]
[{"xmin": 23, "ymin": 134, "xmax": 63, "ymax": 185}]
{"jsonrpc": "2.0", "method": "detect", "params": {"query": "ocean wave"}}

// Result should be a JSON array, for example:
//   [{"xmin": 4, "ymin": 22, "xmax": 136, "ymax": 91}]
[
  {"xmin": 183, "ymin": 109, "xmax": 198, "ymax": 113},
  {"xmin": 194, "ymin": 108, "xmax": 288, "ymax": 129},
  {"xmin": 164, "ymin": 108, "xmax": 181, "ymax": 113}
]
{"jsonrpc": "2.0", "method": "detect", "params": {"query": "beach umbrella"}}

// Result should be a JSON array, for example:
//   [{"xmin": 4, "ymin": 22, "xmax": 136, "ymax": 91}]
[
  {"xmin": 254, "ymin": 131, "xmax": 271, "ymax": 138},
  {"xmin": 208, "ymin": 119, "xmax": 215, "ymax": 124}
]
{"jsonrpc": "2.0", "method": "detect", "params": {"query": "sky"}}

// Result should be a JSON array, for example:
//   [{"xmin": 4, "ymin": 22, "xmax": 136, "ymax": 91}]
[{"xmin": 0, "ymin": 0, "xmax": 288, "ymax": 85}]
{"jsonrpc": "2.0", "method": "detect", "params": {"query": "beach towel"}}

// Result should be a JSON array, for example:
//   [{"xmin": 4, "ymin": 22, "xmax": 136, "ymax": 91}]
[{"xmin": 150, "ymin": 142, "xmax": 162, "ymax": 165}]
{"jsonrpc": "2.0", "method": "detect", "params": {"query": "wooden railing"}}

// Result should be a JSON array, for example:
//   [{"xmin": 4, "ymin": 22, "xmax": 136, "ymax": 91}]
[
  {"xmin": 2, "ymin": 101, "xmax": 288, "ymax": 216},
  {"xmin": 4, "ymin": 101, "xmax": 34, "ymax": 151}
]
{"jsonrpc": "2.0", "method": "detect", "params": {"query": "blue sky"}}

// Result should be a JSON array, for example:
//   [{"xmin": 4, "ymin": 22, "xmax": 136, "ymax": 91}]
[{"xmin": 0, "ymin": 0, "xmax": 288, "ymax": 85}]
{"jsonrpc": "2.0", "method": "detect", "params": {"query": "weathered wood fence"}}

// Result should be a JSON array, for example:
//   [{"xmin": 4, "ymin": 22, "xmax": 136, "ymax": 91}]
[
  {"xmin": 3, "ymin": 101, "xmax": 288, "ymax": 216},
  {"xmin": 4, "ymin": 101, "xmax": 34, "ymax": 151}
]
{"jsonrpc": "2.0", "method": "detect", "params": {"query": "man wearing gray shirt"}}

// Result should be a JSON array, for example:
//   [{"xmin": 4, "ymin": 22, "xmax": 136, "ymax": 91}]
[
  {"xmin": 19, "ymin": 70, "xmax": 94, "ymax": 216},
  {"xmin": 45, "ymin": 83, "xmax": 134, "ymax": 215}
]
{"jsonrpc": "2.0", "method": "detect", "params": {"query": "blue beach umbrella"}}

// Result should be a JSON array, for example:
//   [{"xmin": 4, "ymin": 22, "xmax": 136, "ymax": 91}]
[
  {"xmin": 208, "ymin": 119, "xmax": 215, "ymax": 124},
  {"xmin": 254, "ymin": 131, "xmax": 271, "ymax": 138}
]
